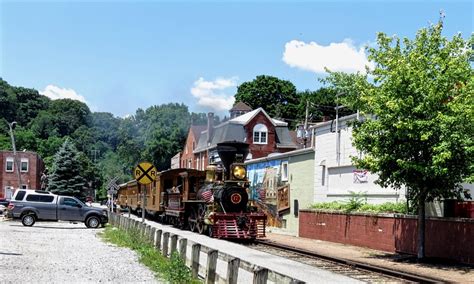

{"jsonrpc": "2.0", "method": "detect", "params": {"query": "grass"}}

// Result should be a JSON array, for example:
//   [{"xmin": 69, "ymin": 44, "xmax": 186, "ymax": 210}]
[{"xmin": 100, "ymin": 225, "xmax": 200, "ymax": 284}]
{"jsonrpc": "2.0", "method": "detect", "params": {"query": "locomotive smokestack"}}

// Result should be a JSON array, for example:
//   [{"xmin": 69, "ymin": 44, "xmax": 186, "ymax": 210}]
[{"xmin": 216, "ymin": 141, "xmax": 249, "ymax": 175}]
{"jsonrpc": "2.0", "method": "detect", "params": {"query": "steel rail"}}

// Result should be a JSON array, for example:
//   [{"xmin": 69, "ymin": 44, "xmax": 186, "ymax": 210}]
[{"xmin": 255, "ymin": 239, "xmax": 445, "ymax": 283}]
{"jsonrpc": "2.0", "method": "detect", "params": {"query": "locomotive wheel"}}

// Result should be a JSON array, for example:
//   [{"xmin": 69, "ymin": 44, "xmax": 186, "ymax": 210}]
[
  {"xmin": 188, "ymin": 208, "xmax": 197, "ymax": 232},
  {"xmin": 196, "ymin": 205, "xmax": 207, "ymax": 235}
]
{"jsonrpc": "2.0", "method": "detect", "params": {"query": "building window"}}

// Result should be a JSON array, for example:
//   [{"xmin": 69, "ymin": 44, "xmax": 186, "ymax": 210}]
[
  {"xmin": 6, "ymin": 157, "xmax": 14, "ymax": 172},
  {"xmin": 281, "ymin": 161, "xmax": 289, "ymax": 181},
  {"xmin": 192, "ymin": 141, "xmax": 196, "ymax": 150},
  {"xmin": 188, "ymin": 159, "xmax": 192, "ymax": 169},
  {"xmin": 253, "ymin": 124, "xmax": 268, "ymax": 144},
  {"xmin": 21, "ymin": 158, "xmax": 29, "ymax": 172}
]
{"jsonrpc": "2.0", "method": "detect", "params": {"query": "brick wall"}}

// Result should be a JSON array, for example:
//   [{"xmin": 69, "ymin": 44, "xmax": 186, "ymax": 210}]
[
  {"xmin": 0, "ymin": 151, "xmax": 45, "ymax": 198},
  {"xmin": 181, "ymin": 130, "xmax": 197, "ymax": 169},
  {"xmin": 299, "ymin": 210, "xmax": 474, "ymax": 264}
]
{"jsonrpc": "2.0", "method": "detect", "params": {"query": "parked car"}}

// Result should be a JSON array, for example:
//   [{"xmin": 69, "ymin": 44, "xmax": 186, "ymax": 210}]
[
  {"xmin": 7, "ymin": 189, "xmax": 108, "ymax": 228},
  {"xmin": 0, "ymin": 198, "xmax": 10, "ymax": 207}
]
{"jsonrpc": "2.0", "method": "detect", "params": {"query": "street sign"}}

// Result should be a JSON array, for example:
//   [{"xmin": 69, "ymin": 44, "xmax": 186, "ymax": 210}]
[{"xmin": 134, "ymin": 162, "xmax": 157, "ymax": 185}]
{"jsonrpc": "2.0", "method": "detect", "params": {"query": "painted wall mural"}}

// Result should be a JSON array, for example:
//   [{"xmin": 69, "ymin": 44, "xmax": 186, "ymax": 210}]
[{"xmin": 247, "ymin": 159, "xmax": 289, "ymax": 227}]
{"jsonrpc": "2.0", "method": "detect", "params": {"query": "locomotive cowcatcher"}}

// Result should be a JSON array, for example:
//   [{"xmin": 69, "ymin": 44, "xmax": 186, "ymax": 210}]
[{"xmin": 117, "ymin": 141, "xmax": 267, "ymax": 240}]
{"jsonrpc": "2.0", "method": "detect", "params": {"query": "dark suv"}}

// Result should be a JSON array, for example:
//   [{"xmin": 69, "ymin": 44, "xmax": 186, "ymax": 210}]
[{"xmin": 8, "ymin": 189, "xmax": 108, "ymax": 228}]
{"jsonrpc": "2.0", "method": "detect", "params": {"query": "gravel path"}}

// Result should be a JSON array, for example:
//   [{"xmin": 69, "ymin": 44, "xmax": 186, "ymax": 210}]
[{"xmin": 0, "ymin": 219, "xmax": 161, "ymax": 283}]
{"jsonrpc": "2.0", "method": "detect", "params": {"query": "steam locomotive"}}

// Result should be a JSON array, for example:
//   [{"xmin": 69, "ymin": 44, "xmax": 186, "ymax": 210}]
[{"xmin": 117, "ymin": 141, "xmax": 266, "ymax": 240}]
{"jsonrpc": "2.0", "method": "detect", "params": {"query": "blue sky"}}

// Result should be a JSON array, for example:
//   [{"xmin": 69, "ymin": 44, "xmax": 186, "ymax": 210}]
[{"xmin": 1, "ymin": 0, "xmax": 472, "ymax": 118}]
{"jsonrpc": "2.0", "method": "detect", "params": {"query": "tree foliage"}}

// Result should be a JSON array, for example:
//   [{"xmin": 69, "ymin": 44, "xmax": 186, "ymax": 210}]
[
  {"xmin": 235, "ymin": 75, "xmax": 298, "ymax": 121},
  {"xmin": 48, "ymin": 139, "xmax": 87, "ymax": 198},
  {"xmin": 347, "ymin": 21, "xmax": 473, "ymax": 201},
  {"xmin": 334, "ymin": 19, "xmax": 473, "ymax": 259}
]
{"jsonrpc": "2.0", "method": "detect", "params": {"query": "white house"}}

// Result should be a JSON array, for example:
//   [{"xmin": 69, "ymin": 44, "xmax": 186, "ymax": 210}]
[{"xmin": 310, "ymin": 113, "xmax": 406, "ymax": 204}]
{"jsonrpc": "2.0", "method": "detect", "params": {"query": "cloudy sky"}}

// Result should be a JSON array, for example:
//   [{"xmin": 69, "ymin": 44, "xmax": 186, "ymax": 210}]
[{"xmin": 1, "ymin": 0, "xmax": 472, "ymax": 118}]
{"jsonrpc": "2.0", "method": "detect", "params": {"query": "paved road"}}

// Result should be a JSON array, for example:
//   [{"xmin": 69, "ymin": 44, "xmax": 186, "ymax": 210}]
[{"xmin": 0, "ymin": 219, "xmax": 160, "ymax": 283}]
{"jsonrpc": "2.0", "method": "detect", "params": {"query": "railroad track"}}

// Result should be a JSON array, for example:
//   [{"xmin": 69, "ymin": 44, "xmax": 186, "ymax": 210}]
[{"xmin": 248, "ymin": 240, "xmax": 443, "ymax": 283}]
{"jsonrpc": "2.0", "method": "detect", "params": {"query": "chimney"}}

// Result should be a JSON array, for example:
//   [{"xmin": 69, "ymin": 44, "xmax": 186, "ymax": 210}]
[{"xmin": 207, "ymin": 112, "xmax": 214, "ymax": 146}]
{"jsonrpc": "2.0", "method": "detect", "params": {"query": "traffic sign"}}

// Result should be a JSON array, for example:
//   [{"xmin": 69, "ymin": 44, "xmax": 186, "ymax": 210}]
[{"xmin": 134, "ymin": 162, "xmax": 157, "ymax": 185}]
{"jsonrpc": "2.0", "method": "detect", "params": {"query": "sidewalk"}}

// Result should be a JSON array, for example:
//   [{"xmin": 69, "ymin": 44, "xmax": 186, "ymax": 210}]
[{"xmin": 265, "ymin": 232, "xmax": 473, "ymax": 283}]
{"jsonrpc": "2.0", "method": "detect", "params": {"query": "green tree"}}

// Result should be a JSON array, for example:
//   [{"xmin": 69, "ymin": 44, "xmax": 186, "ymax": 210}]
[
  {"xmin": 295, "ymin": 88, "xmax": 355, "ymax": 124},
  {"xmin": 48, "ymin": 99, "xmax": 92, "ymax": 136},
  {"xmin": 341, "ymin": 20, "xmax": 473, "ymax": 259},
  {"xmin": 234, "ymin": 75, "xmax": 298, "ymax": 121},
  {"xmin": 48, "ymin": 139, "xmax": 87, "ymax": 198},
  {"xmin": 0, "ymin": 79, "xmax": 18, "ymax": 124},
  {"xmin": 77, "ymin": 152, "xmax": 102, "ymax": 200},
  {"xmin": 13, "ymin": 86, "xmax": 50, "ymax": 126}
]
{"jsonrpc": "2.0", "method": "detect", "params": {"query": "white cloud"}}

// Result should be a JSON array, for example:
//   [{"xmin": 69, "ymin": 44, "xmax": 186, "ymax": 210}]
[
  {"xmin": 282, "ymin": 39, "xmax": 374, "ymax": 73},
  {"xmin": 40, "ymin": 85, "xmax": 87, "ymax": 103},
  {"xmin": 190, "ymin": 77, "xmax": 237, "ymax": 112}
]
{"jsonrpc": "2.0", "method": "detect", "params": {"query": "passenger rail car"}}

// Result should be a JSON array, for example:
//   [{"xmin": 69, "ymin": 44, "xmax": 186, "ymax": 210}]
[{"xmin": 117, "ymin": 141, "xmax": 266, "ymax": 240}]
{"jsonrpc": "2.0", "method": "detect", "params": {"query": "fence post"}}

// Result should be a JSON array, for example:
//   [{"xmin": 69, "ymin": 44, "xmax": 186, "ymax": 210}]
[
  {"xmin": 144, "ymin": 225, "xmax": 149, "ymax": 239},
  {"xmin": 170, "ymin": 234, "xmax": 178, "ymax": 254},
  {"xmin": 150, "ymin": 227, "xmax": 156, "ymax": 245},
  {"xmin": 227, "ymin": 258, "xmax": 240, "ymax": 284},
  {"xmin": 191, "ymin": 243, "xmax": 201, "ymax": 278},
  {"xmin": 162, "ymin": 232, "xmax": 170, "ymax": 257},
  {"xmin": 206, "ymin": 249, "xmax": 218, "ymax": 284},
  {"xmin": 155, "ymin": 230, "xmax": 162, "ymax": 250},
  {"xmin": 179, "ymin": 238, "xmax": 187, "ymax": 261},
  {"xmin": 253, "ymin": 268, "xmax": 268, "ymax": 284}
]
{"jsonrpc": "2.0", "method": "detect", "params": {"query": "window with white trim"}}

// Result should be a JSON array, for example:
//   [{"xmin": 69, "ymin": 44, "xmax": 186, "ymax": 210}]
[
  {"xmin": 6, "ymin": 157, "xmax": 14, "ymax": 172},
  {"xmin": 281, "ymin": 161, "xmax": 289, "ymax": 181},
  {"xmin": 253, "ymin": 124, "xmax": 268, "ymax": 144},
  {"xmin": 21, "ymin": 158, "xmax": 29, "ymax": 172}
]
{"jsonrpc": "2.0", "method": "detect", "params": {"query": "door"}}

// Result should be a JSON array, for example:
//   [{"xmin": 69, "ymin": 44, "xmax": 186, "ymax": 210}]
[{"xmin": 58, "ymin": 197, "xmax": 84, "ymax": 221}]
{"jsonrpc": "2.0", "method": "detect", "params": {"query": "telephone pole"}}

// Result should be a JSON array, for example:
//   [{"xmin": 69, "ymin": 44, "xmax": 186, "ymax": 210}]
[{"xmin": 7, "ymin": 121, "xmax": 22, "ymax": 187}]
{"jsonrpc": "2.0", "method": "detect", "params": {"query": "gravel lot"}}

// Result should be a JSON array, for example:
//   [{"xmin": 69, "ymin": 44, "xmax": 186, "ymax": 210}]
[{"xmin": 0, "ymin": 218, "xmax": 161, "ymax": 283}]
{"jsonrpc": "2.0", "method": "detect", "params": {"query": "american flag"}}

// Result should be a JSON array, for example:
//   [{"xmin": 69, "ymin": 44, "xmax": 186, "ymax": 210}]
[{"xmin": 201, "ymin": 190, "xmax": 214, "ymax": 203}]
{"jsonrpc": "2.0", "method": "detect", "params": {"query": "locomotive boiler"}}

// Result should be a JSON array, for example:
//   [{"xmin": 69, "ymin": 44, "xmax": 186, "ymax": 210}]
[{"xmin": 117, "ymin": 141, "xmax": 266, "ymax": 240}]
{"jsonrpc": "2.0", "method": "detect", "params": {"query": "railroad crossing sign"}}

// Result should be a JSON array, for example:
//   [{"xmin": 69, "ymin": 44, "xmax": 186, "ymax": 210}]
[
  {"xmin": 107, "ymin": 177, "xmax": 119, "ymax": 195},
  {"xmin": 134, "ymin": 162, "xmax": 157, "ymax": 185}
]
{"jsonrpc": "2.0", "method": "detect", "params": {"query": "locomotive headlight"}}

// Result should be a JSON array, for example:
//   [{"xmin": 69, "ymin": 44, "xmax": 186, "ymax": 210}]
[{"xmin": 232, "ymin": 165, "xmax": 246, "ymax": 180}]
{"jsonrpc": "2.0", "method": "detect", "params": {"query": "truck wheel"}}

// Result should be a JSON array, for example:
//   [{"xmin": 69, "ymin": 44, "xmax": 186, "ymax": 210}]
[
  {"xmin": 22, "ymin": 213, "xmax": 36, "ymax": 226},
  {"xmin": 85, "ymin": 216, "xmax": 100, "ymax": 228}
]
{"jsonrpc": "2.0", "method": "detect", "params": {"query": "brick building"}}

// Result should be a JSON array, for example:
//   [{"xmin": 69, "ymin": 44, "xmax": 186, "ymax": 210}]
[
  {"xmin": 0, "ymin": 151, "xmax": 45, "ymax": 199},
  {"xmin": 184, "ymin": 107, "xmax": 297, "ymax": 170},
  {"xmin": 180, "ymin": 125, "xmax": 206, "ymax": 169}
]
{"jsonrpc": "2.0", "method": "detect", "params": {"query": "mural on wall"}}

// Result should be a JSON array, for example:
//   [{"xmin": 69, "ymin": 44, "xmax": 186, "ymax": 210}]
[{"xmin": 247, "ymin": 159, "xmax": 289, "ymax": 227}]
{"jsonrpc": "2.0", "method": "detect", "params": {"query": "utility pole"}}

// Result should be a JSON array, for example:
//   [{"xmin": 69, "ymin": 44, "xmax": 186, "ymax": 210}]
[
  {"xmin": 7, "ymin": 121, "xmax": 22, "ymax": 188},
  {"xmin": 303, "ymin": 100, "xmax": 309, "ymax": 148}
]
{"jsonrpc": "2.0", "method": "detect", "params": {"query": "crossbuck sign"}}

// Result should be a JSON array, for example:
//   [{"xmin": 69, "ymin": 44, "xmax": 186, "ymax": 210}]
[{"xmin": 134, "ymin": 162, "xmax": 157, "ymax": 185}]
